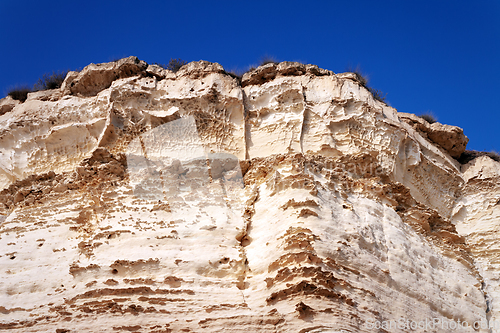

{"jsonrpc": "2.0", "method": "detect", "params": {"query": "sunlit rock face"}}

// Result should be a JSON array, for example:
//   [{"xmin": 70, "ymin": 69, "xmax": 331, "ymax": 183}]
[
  {"xmin": 0, "ymin": 58, "xmax": 497, "ymax": 332},
  {"xmin": 452, "ymin": 156, "xmax": 500, "ymax": 329}
]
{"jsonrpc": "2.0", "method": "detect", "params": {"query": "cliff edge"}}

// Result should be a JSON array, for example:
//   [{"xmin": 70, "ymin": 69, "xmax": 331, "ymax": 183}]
[{"xmin": 0, "ymin": 57, "xmax": 498, "ymax": 332}]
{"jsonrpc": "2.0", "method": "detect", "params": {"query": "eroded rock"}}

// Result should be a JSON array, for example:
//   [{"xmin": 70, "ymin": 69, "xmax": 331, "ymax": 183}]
[
  {"xmin": 63, "ymin": 56, "xmax": 148, "ymax": 97},
  {"xmin": 0, "ymin": 58, "xmax": 496, "ymax": 333},
  {"xmin": 399, "ymin": 112, "xmax": 469, "ymax": 158},
  {"xmin": 0, "ymin": 96, "xmax": 19, "ymax": 116}
]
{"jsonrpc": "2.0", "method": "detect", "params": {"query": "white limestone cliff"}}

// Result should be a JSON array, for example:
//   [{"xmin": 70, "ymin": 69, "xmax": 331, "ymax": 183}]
[{"xmin": 0, "ymin": 57, "xmax": 498, "ymax": 332}]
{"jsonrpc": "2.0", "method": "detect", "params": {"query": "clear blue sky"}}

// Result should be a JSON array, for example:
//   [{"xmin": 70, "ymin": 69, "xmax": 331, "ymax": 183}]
[{"xmin": 1, "ymin": 0, "xmax": 498, "ymax": 152}]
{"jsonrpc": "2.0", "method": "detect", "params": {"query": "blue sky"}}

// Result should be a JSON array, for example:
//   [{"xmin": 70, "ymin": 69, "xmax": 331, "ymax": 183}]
[{"xmin": 1, "ymin": 0, "xmax": 498, "ymax": 152}]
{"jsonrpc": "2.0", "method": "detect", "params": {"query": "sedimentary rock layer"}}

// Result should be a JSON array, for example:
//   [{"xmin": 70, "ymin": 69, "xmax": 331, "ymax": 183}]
[{"xmin": 0, "ymin": 58, "xmax": 497, "ymax": 332}]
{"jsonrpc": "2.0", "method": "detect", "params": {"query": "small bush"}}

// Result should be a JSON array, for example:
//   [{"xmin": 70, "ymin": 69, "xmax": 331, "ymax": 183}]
[
  {"xmin": 259, "ymin": 55, "xmax": 278, "ymax": 66},
  {"xmin": 156, "ymin": 58, "xmax": 188, "ymax": 73},
  {"xmin": 7, "ymin": 86, "xmax": 32, "ymax": 102},
  {"xmin": 347, "ymin": 65, "xmax": 368, "ymax": 87},
  {"xmin": 419, "ymin": 113, "xmax": 437, "ymax": 124},
  {"xmin": 224, "ymin": 70, "xmax": 243, "ymax": 82},
  {"xmin": 368, "ymin": 87, "xmax": 387, "ymax": 103},
  {"xmin": 6, "ymin": 70, "xmax": 69, "ymax": 102},
  {"xmin": 346, "ymin": 66, "xmax": 386, "ymax": 103},
  {"xmin": 458, "ymin": 150, "xmax": 500, "ymax": 164},
  {"xmin": 33, "ymin": 71, "xmax": 68, "ymax": 91},
  {"xmin": 167, "ymin": 58, "xmax": 187, "ymax": 72}
]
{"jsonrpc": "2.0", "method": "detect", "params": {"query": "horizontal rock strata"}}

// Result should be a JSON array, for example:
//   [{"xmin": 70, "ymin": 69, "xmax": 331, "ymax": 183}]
[{"xmin": 0, "ymin": 58, "xmax": 498, "ymax": 332}]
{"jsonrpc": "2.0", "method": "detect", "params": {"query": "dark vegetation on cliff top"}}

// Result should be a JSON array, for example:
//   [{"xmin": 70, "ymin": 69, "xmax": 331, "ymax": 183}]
[
  {"xmin": 418, "ymin": 113, "xmax": 437, "ymax": 124},
  {"xmin": 6, "ymin": 86, "xmax": 32, "ymax": 103},
  {"xmin": 458, "ymin": 150, "xmax": 500, "ymax": 164},
  {"xmin": 8, "ymin": 71, "xmax": 68, "ymax": 102},
  {"xmin": 154, "ymin": 58, "xmax": 188, "ymax": 73},
  {"xmin": 34, "ymin": 71, "xmax": 68, "ymax": 90},
  {"xmin": 346, "ymin": 66, "xmax": 387, "ymax": 103}
]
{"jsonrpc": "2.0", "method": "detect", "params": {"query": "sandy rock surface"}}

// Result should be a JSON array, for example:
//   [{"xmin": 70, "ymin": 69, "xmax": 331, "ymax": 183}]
[{"xmin": 0, "ymin": 59, "xmax": 498, "ymax": 332}]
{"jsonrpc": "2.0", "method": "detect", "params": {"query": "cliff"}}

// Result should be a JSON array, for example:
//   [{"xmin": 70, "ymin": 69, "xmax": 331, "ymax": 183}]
[{"xmin": 0, "ymin": 56, "xmax": 498, "ymax": 332}]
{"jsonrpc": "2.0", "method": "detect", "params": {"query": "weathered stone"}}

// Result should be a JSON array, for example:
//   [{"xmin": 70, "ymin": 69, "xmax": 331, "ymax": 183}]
[
  {"xmin": 145, "ymin": 64, "xmax": 174, "ymax": 80},
  {"xmin": 26, "ymin": 88, "xmax": 62, "ymax": 102},
  {"xmin": 0, "ymin": 96, "xmax": 19, "ymax": 116},
  {"xmin": 175, "ymin": 60, "xmax": 226, "ymax": 79},
  {"xmin": 0, "ymin": 58, "xmax": 496, "ymax": 332},
  {"xmin": 399, "ymin": 112, "xmax": 469, "ymax": 158},
  {"xmin": 63, "ymin": 56, "xmax": 148, "ymax": 97}
]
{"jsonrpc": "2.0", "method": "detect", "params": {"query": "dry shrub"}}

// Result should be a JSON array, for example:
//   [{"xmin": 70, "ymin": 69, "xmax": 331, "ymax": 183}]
[{"xmin": 458, "ymin": 150, "xmax": 500, "ymax": 164}]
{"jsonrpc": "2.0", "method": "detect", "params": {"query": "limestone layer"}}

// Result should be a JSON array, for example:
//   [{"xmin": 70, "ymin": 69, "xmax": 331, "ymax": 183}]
[{"xmin": 0, "ymin": 57, "xmax": 497, "ymax": 332}]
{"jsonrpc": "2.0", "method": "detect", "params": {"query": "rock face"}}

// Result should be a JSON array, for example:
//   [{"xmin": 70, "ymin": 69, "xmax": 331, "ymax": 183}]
[
  {"xmin": 0, "ymin": 96, "xmax": 19, "ymax": 116},
  {"xmin": 0, "ymin": 58, "xmax": 498, "ymax": 332},
  {"xmin": 399, "ymin": 112, "xmax": 469, "ymax": 158}
]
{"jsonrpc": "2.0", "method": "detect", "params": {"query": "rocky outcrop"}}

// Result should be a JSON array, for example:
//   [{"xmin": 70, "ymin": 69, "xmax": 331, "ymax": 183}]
[
  {"xmin": 0, "ymin": 96, "xmax": 19, "ymax": 116},
  {"xmin": 241, "ymin": 61, "xmax": 332, "ymax": 87},
  {"xmin": 0, "ymin": 58, "xmax": 498, "ymax": 332},
  {"xmin": 62, "ymin": 56, "xmax": 149, "ymax": 97},
  {"xmin": 399, "ymin": 112, "xmax": 469, "ymax": 158}
]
